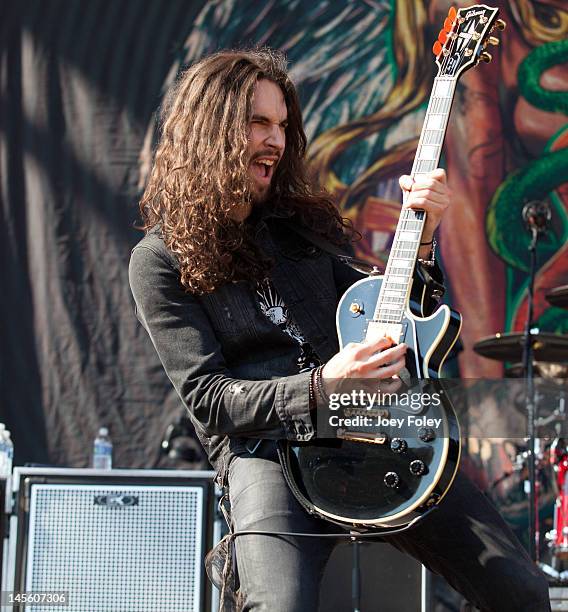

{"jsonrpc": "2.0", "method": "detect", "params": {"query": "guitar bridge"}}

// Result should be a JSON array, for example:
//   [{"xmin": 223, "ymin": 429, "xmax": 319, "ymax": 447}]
[{"xmin": 337, "ymin": 429, "xmax": 387, "ymax": 445}]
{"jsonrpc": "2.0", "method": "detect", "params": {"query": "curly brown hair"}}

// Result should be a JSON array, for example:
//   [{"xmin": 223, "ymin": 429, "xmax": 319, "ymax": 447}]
[{"xmin": 139, "ymin": 48, "xmax": 353, "ymax": 294}]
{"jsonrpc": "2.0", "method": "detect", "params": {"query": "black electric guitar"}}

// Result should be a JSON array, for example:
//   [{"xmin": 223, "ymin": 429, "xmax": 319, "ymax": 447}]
[{"xmin": 279, "ymin": 5, "xmax": 506, "ymax": 531}]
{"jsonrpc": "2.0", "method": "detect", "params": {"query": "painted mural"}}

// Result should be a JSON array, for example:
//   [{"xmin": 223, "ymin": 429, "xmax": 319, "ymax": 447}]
[{"xmin": 141, "ymin": 0, "xmax": 568, "ymax": 378}]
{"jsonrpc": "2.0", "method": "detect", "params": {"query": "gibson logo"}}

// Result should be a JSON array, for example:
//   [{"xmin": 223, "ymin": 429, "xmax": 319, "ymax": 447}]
[{"xmin": 466, "ymin": 9, "xmax": 485, "ymax": 19}]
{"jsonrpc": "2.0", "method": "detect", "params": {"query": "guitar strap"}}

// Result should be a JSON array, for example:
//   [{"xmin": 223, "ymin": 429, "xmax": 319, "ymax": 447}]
[
  {"xmin": 280, "ymin": 219, "xmax": 445, "ymax": 302},
  {"xmin": 278, "ymin": 220, "xmax": 380, "ymax": 276}
]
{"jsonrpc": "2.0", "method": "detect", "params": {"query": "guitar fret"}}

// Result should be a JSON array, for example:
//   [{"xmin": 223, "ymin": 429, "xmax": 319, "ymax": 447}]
[
  {"xmin": 400, "ymin": 222, "xmax": 422, "ymax": 230},
  {"xmin": 434, "ymin": 78, "xmax": 452, "ymax": 97},
  {"xmin": 401, "ymin": 209, "xmax": 424, "ymax": 219},
  {"xmin": 394, "ymin": 240, "xmax": 419, "ymax": 249},
  {"xmin": 390, "ymin": 253, "xmax": 416, "ymax": 262},
  {"xmin": 394, "ymin": 235, "xmax": 419, "ymax": 243},
  {"xmin": 379, "ymin": 294, "xmax": 406, "ymax": 302},
  {"xmin": 378, "ymin": 303, "xmax": 403, "ymax": 311},
  {"xmin": 391, "ymin": 259, "xmax": 412, "ymax": 268},
  {"xmin": 389, "ymin": 267, "xmax": 412, "ymax": 275},
  {"xmin": 384, "ymin": 290, "xmax": 406, "ymax": 298},
  {"xmin": 380, "ymin": 292, "xmax": 406, "ymax": 300},
  {"xmin": 402, "ymin": 208, "xmax": 424, "ymax": 217},
  {"xmin": 423, "ymin": 129, "xmax": 444, "ymax": 145},
  {"xmin": 419, "ymin": 144, "xmax": 439, "ymax": 160},
  {"xmin": 430, "ymin": 96, "xmax": 451, "ymax": 114},
  {"xmin": 383, "ymin": 271, "xmax": 410, "ymax": 287},
  {"xmin": 426, "ymin": 114, "xmax": 445, "ymax": 130},
  {"xmin": 382, "ymin": 292, "xmax": 406, "ymax": 298},
  {"xmin": 415, "ymin": 159, "xmax": 436, "ymax": 173},
  {"xmin": 397, "ymin": 231, "xmax": 420, "ymax": 241},
  {"xmin": 383, "ymin": 270, "xmax": 411, "ymax": 287}
]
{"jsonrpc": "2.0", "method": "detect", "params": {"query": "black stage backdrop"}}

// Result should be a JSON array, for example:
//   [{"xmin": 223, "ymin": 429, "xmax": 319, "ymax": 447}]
[
  {"xmin": 3, "ymin": 1, "xmax": 567, "ymax": 471},
  {"xmin": 0, "ymin": 1, "xmax": 208, "ymax": 467}
]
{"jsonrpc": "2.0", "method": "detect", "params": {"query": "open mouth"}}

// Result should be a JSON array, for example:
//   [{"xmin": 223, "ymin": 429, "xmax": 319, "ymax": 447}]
[{"xmin": 251, "ymin": 157, "xmax": 277, "ymax": 183}]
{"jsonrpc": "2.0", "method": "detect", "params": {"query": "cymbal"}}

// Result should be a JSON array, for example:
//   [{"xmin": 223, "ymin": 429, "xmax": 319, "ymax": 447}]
[
  {"xmin": 473, "ymin": 332, "xmax": 568, "ymax": 364},
  {"xmin": 546, "ymin": 285, "xmax": 568, "ymax": 309},
  {"xmin": 505, "ymin": 361, "xmax": 565, "ymax": 379},
  {"xmin": 505, "ymin": 362, "xmax": 568, "ymax": 382}
]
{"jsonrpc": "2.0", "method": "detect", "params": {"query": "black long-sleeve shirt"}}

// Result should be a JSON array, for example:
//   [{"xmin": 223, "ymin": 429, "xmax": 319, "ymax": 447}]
[{"xmin": 128, "ymin": 210, "xmax": 445, "ymax": 483}]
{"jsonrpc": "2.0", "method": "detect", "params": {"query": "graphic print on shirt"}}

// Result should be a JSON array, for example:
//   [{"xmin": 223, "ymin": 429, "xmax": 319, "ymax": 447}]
[
  {"xmin": 256, "ymin": 278, "xmax": 304, "ymax": 342},
  {"xmin": 256, "ymin": 278, "xmax": 321, "ymax": 371}
]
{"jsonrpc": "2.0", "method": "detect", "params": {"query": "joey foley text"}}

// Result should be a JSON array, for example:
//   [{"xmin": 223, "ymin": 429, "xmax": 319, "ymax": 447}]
[{"xmin": 325, "ymin": 389, "xmax": 444, "ymax": 430}]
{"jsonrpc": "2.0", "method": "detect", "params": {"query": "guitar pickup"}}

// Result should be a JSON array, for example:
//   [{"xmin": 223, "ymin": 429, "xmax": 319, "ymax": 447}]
[
  {"xmin": 344, "ymin": 407, "xmax": 390, "ymax": 419},
  {"xmin": 337, "ymin": 429, "xmax": 388, "ymax": 445}
]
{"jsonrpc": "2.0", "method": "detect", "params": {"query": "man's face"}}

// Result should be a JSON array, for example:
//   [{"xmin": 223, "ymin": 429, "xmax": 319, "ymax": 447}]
[{"xmin": 246, "ymin": 78, "xmax": 288, "ymax": 204}]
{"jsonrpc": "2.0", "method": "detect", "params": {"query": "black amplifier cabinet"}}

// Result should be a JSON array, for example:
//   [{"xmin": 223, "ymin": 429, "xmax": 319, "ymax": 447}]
[{"xmin": 5, "ymin": 467, "xmax": 218, "ymax": 612}]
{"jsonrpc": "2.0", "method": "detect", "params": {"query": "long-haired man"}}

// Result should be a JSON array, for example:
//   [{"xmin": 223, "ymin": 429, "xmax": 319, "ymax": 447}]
[{"xmin": 130, "ymin": 49, "xmax": 549, "ymax": 611}]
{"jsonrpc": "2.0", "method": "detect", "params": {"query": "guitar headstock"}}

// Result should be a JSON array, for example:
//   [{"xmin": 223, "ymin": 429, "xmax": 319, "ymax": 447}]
[{"xmin": 433, "ymin": 4, "xmax": 506, "ymax": 79}]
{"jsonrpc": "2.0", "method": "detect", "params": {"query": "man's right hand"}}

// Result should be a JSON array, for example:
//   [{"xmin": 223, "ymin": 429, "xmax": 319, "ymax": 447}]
[
  {"xmin": 322, "ymin": 337, "xmax": 408, "ymax": 396},
  {"xmin": 321, "ymin": 336, "xmax": 407, "ymax": 396}
]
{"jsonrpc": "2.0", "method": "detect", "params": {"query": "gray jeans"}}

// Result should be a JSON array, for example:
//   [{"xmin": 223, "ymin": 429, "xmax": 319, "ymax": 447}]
[{"xmin": 227, "ymin": 442, "xmax": 550, "ymax": 612}]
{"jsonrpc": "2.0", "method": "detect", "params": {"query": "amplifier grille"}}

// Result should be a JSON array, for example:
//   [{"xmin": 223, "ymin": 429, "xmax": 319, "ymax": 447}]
[{"xmin": 25, "ymin": 484, "xmax": 205, "ymax": 612}]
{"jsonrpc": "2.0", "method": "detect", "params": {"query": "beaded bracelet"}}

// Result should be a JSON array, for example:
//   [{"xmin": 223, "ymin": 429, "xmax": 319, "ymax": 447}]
[
  {"xmin": 417, "ymin": 236, "xmax": 437, "ymax": 267},
  {"xmin": 313, "ymin": 365, "xmax": 330, "ymax": 407},
  {"xmin": 308, "ymin": 367, "xmax": 318, "ymax": 411}
]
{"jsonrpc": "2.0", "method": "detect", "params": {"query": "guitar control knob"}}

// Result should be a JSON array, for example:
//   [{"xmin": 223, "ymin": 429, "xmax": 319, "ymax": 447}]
[
  {"xmin": 409, "ymin": 460, "xmax": 426, "ymax": 476},
  {"xmin": 349, "ymin": 302, "xmax": 363, "ymax": 315},
  {"xmin": 390, "ymin": 438, "xmax": 407, "ymax": 453},
  {"xmin": 418, "ymin": 427, "xmax": 436, "ymax": 442},
  {"xmin": 384, "ymin": 472, "xmax": 400, "ymax": 488}
]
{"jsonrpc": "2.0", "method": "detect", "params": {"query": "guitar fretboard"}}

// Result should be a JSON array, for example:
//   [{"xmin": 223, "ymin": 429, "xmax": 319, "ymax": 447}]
[{"xmin": 373, "ymin": 77, "xmax": 456, "ymax": 324}]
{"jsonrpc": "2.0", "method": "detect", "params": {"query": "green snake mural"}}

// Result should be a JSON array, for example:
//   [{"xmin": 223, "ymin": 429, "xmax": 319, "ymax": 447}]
[{"xmin": 487, "ymin": 38, "xmax": 568, "ymax": 334}]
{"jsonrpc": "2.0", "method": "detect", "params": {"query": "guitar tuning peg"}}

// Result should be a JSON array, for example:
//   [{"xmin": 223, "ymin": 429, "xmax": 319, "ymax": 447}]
[
  {"xmin": 487, "ymin": 36, "xmax": 500, "ymax": 46},
  {"xmin": 433, "ymin": 41, "xmax": 443, "ymax": 56},
  {"xmin": 480, "ymin": 51, "xmax": 492, "ymax": 63},
  {"xmin": 495, "ymin": 18, "xmax": 506, "ymax": 30}
]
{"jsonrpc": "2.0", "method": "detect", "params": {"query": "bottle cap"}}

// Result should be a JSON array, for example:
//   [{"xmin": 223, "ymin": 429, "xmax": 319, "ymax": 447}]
[{"xmin": 99, "ymin": 427, "xmax": 109, "ymax": 436}]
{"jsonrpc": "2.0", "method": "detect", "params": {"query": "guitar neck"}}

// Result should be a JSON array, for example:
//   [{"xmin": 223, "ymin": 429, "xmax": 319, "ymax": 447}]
[{"xmin": 373, "ymin": 76, "xmax": 456, "ymax": 325}]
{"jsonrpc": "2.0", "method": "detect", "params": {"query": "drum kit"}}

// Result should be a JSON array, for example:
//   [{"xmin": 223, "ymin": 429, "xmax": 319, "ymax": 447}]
[{"xmin": 473, "ymin": 285, "xmax": 568, "ymax": 580}]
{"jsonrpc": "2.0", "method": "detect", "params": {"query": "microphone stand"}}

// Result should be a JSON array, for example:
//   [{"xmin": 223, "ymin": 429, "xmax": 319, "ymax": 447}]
[
  {"xmin": 523, "ymin": 224, "xmax": 539, "ymax": 562},
  {"xmin": 521, "ymin": 200, "xmax": 551, "ymax": 562}
]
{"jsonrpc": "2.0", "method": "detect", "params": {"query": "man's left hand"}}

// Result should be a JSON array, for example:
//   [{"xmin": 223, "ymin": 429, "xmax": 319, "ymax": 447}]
[{"xmin": 399, "ymin": 168, "xmax": 450, "ymax": 245}]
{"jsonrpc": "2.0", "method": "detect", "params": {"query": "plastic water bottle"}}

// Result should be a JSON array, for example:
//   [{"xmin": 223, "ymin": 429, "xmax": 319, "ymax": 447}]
[
  {"xmin": 0, "ymin": 428, "xmax": 13, "ymax": 478},
  {"xmin": 3, "ymin": 431, "xmax": 13, "ymax": 477},
  {"xmin": 93, "ymin": 427, "xmax": 113, "ymax": 470},
  {"xmin": 0, "ymin": 425, "xmax": 7, "ymax": 477}
]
